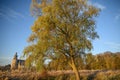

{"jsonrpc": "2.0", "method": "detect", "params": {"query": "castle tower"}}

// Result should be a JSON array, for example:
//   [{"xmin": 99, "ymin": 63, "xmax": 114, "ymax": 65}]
[{"xmin": 11, "ymin": 52, "xmax": 18, "ymax": 70}]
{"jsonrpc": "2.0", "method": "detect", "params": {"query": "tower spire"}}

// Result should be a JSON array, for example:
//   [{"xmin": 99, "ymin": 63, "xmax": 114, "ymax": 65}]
[{"xmin": 14, "ymin": 52, "xmax": 18, "ymax": 59}]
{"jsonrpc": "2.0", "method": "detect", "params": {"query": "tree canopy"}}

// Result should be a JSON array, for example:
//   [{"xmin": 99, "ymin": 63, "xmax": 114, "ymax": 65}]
[{"xmin": 24, "ymin": 0, "xmax": 100, "ymax": 79}]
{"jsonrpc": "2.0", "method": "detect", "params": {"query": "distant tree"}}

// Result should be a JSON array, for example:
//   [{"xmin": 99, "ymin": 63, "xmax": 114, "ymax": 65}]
[
  {"xmin": 75, "ymin": 54, "xmax": 85, "ymax": 70},
  {"xmin": 96, "ymin": 54, "xmax": 106, "ymax": 69},
  {"xmin": 92, "ymin": 52, "xmax": 120, "ymax": 70},
  {"xmin": 114, "ymin": 52, "xmax": 120, "ymax": 69},
  {"xmin": 103, "ymin": 52, "xmax": 120, "ymax": 70},
  {"xmin": 24, "ymin": 0, "xmax": 99, "ymax": 80},
  {"xmin": 103, "ymin": 52, "xmax": 113, "ymax": 69},
  {"xmin": 85, "ymin": 53, "xmax": 95, "ymax": 69}
]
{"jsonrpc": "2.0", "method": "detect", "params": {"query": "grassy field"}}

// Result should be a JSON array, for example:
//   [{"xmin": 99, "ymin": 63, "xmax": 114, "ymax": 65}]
[{"xmin": 0, "ymin": 70, "xmax": 120, "ymax": 80}]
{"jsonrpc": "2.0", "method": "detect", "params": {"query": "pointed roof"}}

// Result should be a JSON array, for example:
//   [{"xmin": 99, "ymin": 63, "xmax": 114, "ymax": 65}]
[{"xmin": 14, "ymin": 52, "xmax": 18, "ymax": 59}]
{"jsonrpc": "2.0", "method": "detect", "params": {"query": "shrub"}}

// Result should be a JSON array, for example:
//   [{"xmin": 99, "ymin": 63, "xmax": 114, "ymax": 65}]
[{"xmin": 108, "ymin": 74, "xmax": 120, "ymax": 80}]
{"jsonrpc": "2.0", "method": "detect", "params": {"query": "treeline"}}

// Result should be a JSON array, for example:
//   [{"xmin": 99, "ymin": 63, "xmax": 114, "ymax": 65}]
[
  {"xmin": 47, "ymin": 52, "xmax": 120, "ymax": 70},
  {"xmin": 0, "ymin": 64, "xmax": 11, "ymax": 71}
]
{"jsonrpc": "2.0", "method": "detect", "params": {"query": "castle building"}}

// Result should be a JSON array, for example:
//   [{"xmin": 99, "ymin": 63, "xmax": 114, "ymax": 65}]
[{"xmin": 11, "ymin": 52, "xmax": 25, "ymax": 70}]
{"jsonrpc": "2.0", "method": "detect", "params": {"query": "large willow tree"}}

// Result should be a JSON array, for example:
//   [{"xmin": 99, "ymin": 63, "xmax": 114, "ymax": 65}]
[{"xmin": 24, "ymin": 0, "xmax": 99, "ymax": 80}]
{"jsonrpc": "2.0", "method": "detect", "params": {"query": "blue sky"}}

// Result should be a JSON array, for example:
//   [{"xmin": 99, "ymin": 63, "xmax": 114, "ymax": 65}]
[{"xmin": 0, "ymin": 0, "xmax": 120, "ymax": 66}]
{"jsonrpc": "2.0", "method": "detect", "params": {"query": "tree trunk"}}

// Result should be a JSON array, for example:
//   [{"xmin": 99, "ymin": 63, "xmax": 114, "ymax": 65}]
[{"xmin": 69, "ymin": 57, "xmax": 80, "ymax": 80}]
